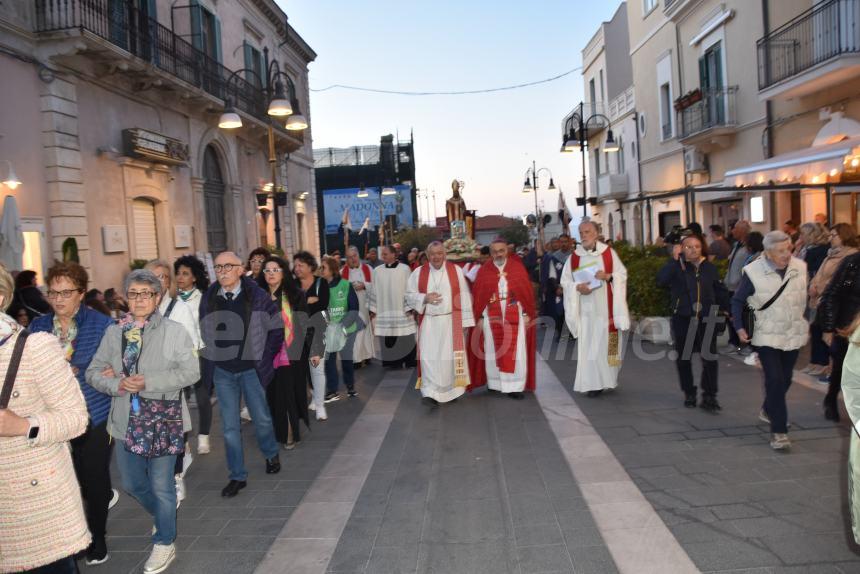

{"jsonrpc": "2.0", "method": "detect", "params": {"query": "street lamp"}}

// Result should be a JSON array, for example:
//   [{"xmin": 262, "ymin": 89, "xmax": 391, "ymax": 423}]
[
  {"xmin": 0, "ymin": 160, "xmax": 21, "ymax": 190},
  {"xmin": 217, "ymin": 48, "xmax": 307, "ymax": 250},
  {"xmin": 561, "ymin": 102, "xmax": 618, "ymax": 216},
  {"xmin": 522, "ymin": 161, "xmax": 555, "ymax": 239}
]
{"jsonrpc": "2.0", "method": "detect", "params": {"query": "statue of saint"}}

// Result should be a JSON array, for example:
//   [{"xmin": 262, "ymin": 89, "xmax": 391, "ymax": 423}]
[{"xmin": 446, "ymin": 179, "xmax": 467, "ymax": 226}]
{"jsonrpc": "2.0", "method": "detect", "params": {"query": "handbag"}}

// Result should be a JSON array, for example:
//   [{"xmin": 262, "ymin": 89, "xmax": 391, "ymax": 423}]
[
  {"xmin": 742, "ymin": 275, "xmax": 793, "ymax": 340},
  {"xmin": 324, "ymin": 322, "xmax": 347, "ymax": 353},
  {"xmin": 0, "ymin": 330, "xmax": 30, "ymax": 409},
  {"xmin": 121, "ymin": 332, "xmax": 184, "ymax": 458}
]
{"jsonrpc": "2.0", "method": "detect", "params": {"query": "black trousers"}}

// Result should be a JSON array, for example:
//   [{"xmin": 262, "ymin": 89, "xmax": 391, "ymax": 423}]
[
  {"xmin": 70, "ymin": 421, "xmax": 113, "ymax": 541},
  {"xmin": 757, "ymin": 346, "xmax": 799, "ymax": 434},
  {"xmin": 381, "ymin": 335, "xmax": 416, "ymax": 368},
  {"xmin": 671, "ymin": 316, "xmax": 719, "ymax": 399},
  {"xmin": 825, "ymin": 335, "xmax": 850, "ymax": 409},
  {"xmin": 21, "ymin": 556, "xmax": 78, "ymax": 574}
]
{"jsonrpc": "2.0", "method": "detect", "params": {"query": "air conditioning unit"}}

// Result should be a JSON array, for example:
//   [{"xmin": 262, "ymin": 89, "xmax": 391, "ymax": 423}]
[{"xmin": 684, "ymin": 148, "xmax": 708, "ymax": 173}]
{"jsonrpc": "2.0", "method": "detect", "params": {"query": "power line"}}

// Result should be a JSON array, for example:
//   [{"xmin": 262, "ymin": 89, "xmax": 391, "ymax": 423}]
[{"xmin": 310, "ymin": 66, "xmax": 582, "ymax": 96}]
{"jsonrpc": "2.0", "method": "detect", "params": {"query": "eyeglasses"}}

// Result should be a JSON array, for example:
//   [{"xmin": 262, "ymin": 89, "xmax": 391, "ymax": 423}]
[
  {"xmin": 127, "ymin": 291, "xmax": 157, "ymax": 301},
  {"xmin": 263, "ymin": 268, "xmax": 283, "ymax": 275},
  {"xmin": 47, "ymin": 288, "xmax": 82, "ymax": 300},
  {"xmin": 251, "ymin": 257, "xmax": 266, "ymax": 264},
  {"xmin": 683, "ymin": 245, "xmax": 701, "ymax": 250},
  {"xmin": 214, "ymin": 264, "xmax": 238, "ymax": 273}
]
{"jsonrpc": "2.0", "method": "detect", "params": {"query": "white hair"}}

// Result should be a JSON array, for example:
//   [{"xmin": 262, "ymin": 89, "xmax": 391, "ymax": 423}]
[
  {"xmin": 346, "ymin": 246, "xmax": 359, "ymax": 256},
  {"xmin": 763, "ymin": 230, "xmax": 790, "ymax": 250}
]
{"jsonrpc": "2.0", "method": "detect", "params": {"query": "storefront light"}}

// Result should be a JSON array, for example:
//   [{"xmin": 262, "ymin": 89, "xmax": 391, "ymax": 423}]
[
  {"xmin": 750, "ymin": 196, "xmax": 765, "ymax": 223},
  {"xmin": 1, "ymin": 160, "xmax": 21, "ymax": 190}
]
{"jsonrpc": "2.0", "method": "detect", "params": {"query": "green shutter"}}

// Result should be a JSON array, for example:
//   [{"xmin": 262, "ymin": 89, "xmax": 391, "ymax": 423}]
[
  {"xmin": 190, "ymin": 0, "xmax": 202, "ymax": 51},
  {"xmin": 698, "ymin": 55, "xmax": 707, "ymax": 89},
  {"xmin": 712, "ymin": 43, "xmax": 723, "ymax": 89},
  {"xmin": 243, "ymin": 41, "xmax": 253, "ymax": 80},
  {"xmin": 213, "ymin": 16, "xmax": 222, "ymax": 63}
]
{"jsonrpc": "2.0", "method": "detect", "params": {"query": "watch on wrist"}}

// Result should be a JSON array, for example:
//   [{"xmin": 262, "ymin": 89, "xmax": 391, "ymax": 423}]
[{"xmin": 27, "ymin": 418, "xmax": 40, "ymax": 441}]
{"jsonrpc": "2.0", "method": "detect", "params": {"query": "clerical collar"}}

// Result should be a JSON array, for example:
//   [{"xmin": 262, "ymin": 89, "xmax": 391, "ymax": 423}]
[
  {"xmin": 581, "ymin": 244, "xmax": 598, "ymax": 254},
  {"xmin": 384, "ymin": 262, "xmax": 399, "ymax": 269}
]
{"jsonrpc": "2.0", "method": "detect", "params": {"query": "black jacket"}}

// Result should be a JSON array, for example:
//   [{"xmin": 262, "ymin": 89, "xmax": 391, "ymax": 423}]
[
  {"xmin": 657, "ymin": 258, "xmax": 730, "ymax": 318},
  {"xmin": 818, "ymin": 252, "xmax": 860, "ymax": 332}
]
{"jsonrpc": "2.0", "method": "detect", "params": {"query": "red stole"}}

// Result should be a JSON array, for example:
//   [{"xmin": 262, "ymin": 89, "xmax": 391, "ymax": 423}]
[
  {"xmin": 341, "ymin": 263, "xmax": 372, "ymax": 283},
  {"xmin": 486, "ymin": 276, "xmax": 520, "ymax": 373},
  {"xmin": 415, "ymin": 262, "xmax": 467, "ymax": 389},
  {"xmin": 570, "ymin": 247, "xmax": 616, "ymax": 333}
]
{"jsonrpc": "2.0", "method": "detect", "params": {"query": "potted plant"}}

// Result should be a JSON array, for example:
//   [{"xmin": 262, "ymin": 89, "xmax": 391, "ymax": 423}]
[{"xmin": 687, "ymin": 88, "xmax": 703, "ymax": 105}]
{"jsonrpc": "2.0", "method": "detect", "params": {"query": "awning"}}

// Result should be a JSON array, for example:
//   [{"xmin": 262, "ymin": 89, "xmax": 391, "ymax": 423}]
[{"xmin": 724, "ymin": 136, "xmax": 860, "ymax": 187}]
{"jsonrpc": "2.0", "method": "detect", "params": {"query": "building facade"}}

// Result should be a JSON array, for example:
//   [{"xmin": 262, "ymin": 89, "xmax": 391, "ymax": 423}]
[
  {"xmin": 571, "ymin": 0, "xmax": 860, "ymax": 243},
  {"xmin": 0, "ymin": 0, "xmax": 319, "ymax": 290}
]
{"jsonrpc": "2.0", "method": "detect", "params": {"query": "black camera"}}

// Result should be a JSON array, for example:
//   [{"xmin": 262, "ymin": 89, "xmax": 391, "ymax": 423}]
[{"xmin": 663, "ymin": 225, "xmax": 692, "ymax": 245}]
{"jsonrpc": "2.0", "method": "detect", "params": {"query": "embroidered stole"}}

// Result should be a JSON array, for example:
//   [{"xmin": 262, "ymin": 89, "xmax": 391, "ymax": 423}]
[
  {"xmin": 570, "ymin": 248, "xmax": 621, "ymax": 367},
  {"xmin": 487, "ymin": 276, "xmax": 520, "ymax": 374},
  {"xmin": 415, "ymin": 263, "xmax": 467, "ymax": 389}
]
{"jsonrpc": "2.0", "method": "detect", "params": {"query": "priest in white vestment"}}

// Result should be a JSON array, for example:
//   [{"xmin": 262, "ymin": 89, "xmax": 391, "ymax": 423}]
[
  {"xmin": 561, "ymin": 221, "xmax": 630, "ymax": 396},
  {"xmin": 342, "ymin": 247, "xmax": 376, "ymax": 365},
  {"xmin": 406, "ymin": 242, "xmax": 474, "ymax": 405},
  {"xmin": 368, "ymin": 244, "xmax": 417, "ymax": 368}
]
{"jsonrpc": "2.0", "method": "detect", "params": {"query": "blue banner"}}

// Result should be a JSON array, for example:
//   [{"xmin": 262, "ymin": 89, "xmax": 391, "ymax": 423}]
[{"xmin": 322, "ymin": 186, "xmax": 414, "ymax": 235}]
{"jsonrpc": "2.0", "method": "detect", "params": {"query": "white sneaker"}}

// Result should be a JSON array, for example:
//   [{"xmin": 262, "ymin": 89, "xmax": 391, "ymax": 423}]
[
  {"xmin": 143, "ymin": 543, "xmax": 176, "ymax": 574},
  {"xmin": 175, "ymin": 475, "xmax": 186, "ymax": 508},
  {"xmin": 743, "ymin": 352, "xmax": 758, "ymax": 366},
  {"xmin": 316, "ymin": 406, "xmax": 328, "ymax": 421},
  {"xmin": 108, "ymin": 488, "xmax": 120, "ymax": 510},
  {"xmin": 197, "ymin": 434, "xmax": 210, "ymax": 455},
  {"xmin": 770, "ymin": 433, "xmax": 791, "ymax": 451},
  {"xmin": 308, "ymin": 401, "xmax": 316, "ymax": 411},
  {"xmin": 240, "ymin": 406, "xmax": 252, "ymax": 422}
]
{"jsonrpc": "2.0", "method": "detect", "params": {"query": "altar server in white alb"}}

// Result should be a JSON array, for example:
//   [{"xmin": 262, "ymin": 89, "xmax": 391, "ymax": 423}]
[
  {"xmin": 406, "ymin": 242, "xmax": 474, "ymax": 406},
  {"xmin": 342, "ymin": 247, "xmax": 376, "ymax": 366},
  {"xmin": 368, "ymin": 244, "xmax": 417, "ymax": 368},
  {"xmin": 561, "ymin": 220, "xmax": 630, "ymax": 396}
]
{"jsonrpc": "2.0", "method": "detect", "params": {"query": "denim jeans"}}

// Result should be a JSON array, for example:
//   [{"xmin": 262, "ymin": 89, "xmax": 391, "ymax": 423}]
[
  {"xmin": 757, "ymin": 346, "xmax": 799, "ymax": 434},
  {"xmin": 213, "ymin": 367, "xmax": 280, "ymax": 481},
  {"xmin": 325, "ymin": 331, "xmax": 357, "ymax": 393},
  {"xmin": 115, "ymin": 446, "xmax": 177, "ymax": 545}
]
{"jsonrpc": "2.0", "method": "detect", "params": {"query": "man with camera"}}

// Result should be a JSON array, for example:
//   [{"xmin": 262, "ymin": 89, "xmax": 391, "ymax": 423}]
[{"xmin": 657, "ymin": 233, "xmax": 731, "ymax": 411}]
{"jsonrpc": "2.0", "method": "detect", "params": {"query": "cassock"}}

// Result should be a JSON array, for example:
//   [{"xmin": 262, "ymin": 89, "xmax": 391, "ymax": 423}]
[
  {"xmin": 405, "ymin": 262, "xmax": 474, "ymax": 402},
  {"xmin": 468, "ymin": 256, "xmax": 537, "ymax": 393},
  {"xmin": 341, "ymin": 262, "xmax": 376, "ymax": 363},
  {"xmin": 368, "ymin": 261, "xmax": 417, "ymax": 367},
  {"xmin": 561, "ymin": 241, "xmax": 630, "ymax": 393}
]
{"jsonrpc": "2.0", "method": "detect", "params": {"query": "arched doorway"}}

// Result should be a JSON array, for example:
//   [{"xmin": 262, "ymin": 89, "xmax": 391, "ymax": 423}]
[
  {"xmin": 203, "ymin": 146, "xmax": 228, "ymax": 253},
  {"xmin": 132, "ymin": 198, "xmax": 159, "ymax": 260}
]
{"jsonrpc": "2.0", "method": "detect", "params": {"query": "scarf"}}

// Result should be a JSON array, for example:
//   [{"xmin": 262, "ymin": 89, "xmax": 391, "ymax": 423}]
[
  {"xmin": 119, "ymin": 313, "xmax": 150, "ymax": 377},
  {"xmin": 52, "ymin": 312, "xmax": 79, "ymax": 362},
  {"xmin": 0, "ymin": 312, "xmax": 19, "ymax": 348},
  {"xmin": 178, "ymin": 289, "xmax": 196, "ymax": 302},
  {"xmin": 273, "ymin": 293, "xmax": 295, "ymax": 368}
]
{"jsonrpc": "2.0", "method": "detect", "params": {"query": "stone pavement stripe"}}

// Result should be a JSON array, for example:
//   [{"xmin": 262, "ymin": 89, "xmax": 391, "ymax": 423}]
[
  {"xmin": 254, "ymin": 370, "xmax": 411, "ymax": 574},
  {"xmin": 534, "ymin": 355, "xmax": 701, "ymax": 574}
]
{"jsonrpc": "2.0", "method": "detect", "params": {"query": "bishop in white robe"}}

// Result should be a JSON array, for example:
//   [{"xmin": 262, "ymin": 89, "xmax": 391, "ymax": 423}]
[
  {"xmin": 406, "ymin": 242, "xmax": 474, "ymax": 405},
  {"xmin": 561, "ymin": 221, "xmax": 630, "ymax": 396}
]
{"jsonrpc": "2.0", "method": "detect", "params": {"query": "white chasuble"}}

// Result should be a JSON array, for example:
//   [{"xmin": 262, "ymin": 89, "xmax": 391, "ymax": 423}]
[
  {"xmin": 406, "ymin": 263, "xmax": 475, "ymax": 402},
  {"xmin": 368, "ymin": 263, "xmax": 416, "ymax": 336},
  {"xmin": 345, "ymin": 265, "xmax": 376, "ymax": 362}
]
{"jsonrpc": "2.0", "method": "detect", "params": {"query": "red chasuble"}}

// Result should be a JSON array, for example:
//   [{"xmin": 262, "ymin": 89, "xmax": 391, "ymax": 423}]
[
  {"xmin": 341, "ymin": 263, "xmax": 372, "ymax": 282},
  {"xmin": 467, "ymin": 256, "xmax": 537, "ymax": 392}
]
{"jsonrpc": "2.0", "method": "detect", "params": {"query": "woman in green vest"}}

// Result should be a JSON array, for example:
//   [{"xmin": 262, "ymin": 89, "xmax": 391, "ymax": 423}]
[{"xmin": 320, "ymin": 256, "xmax": 362, "ymax": 402}]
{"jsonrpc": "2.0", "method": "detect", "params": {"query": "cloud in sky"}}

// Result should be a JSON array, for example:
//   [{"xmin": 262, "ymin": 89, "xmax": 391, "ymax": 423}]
[{"xmin": 283, "ymin": 0, "xmax": 623, "ymax": 226}]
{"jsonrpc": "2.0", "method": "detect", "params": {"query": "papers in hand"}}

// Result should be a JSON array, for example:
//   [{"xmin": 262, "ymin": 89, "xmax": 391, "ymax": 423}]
[{"xmin": 572, "ymin": 265, "xmax": 602, "ymax": 290}]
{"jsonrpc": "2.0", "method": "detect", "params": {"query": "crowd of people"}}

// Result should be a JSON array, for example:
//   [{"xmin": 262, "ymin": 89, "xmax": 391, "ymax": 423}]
[{"xmin": 4, "ymin": 213, "xmax": 860, "ymax": 572}]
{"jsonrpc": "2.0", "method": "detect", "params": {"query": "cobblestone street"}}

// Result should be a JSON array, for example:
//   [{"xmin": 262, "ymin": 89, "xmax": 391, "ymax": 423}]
[{"xmin": 81, "ymin": 330, "xmax": 860, "ymax": 574}]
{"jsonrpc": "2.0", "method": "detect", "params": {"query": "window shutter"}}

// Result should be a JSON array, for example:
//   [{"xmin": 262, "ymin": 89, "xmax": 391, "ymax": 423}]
[
  {"xmin": 698, "ymin": 55, "xmax": 707, "ymax": 89},
  {"xmin": 190, "ymin": 0, "xmax": 202, "ymax": 51},
  {"xmin": 132, "ymin": 199, "xmax": 159, "ymax": 261},
  {"xmin": 712, "ymin": 43, "xmax": 723, "ymax": 89},
  {"xmin": 243, "ymin": 41, "xmax": 254, "ymax": 82},
  {"xmin": 213, "ymin": 16, "xmax": 223, "ymax": 63}
]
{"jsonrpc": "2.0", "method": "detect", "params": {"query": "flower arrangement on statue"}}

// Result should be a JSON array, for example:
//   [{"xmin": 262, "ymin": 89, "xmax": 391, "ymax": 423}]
[{"xmin": 444, "ymin": 236, "xmax": 480, "ymax": 261}]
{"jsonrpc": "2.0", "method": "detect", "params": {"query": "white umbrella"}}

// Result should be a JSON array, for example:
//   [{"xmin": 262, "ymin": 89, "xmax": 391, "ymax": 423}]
[{"xmin": 0, "ymin": 195, "xmax": 25, "ymax": 271}]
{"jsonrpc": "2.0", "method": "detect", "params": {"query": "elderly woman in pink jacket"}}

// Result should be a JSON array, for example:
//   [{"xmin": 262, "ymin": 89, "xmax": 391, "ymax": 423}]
[{"xmin": 0, "ymin": 262, "xmax": 90, "ymax": 574}]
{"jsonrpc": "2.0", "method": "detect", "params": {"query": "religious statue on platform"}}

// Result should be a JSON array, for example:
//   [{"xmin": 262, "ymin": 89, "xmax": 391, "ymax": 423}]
[{"xmin": 446, "ymin": 180, "xmax": 467, "ymax": 228}]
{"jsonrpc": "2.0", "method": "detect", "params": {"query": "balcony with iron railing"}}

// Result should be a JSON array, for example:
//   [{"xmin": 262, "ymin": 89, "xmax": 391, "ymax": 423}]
[
  {"xmin": 757, "ymin": 0, "xmax": 860, "ymax": 98},
  {"xmin": 677, "ymin": 86, "xmax": 738, "ymax": 146},
  {"xmin": 34, "ymin": 0, "xmax": 302, "ymax": 142}
]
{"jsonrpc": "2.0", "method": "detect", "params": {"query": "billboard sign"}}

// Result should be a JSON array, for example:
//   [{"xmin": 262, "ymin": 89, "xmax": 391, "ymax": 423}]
[{"xmin": 322, "ymin": 185, "xmax": 414, "ymax": 235}]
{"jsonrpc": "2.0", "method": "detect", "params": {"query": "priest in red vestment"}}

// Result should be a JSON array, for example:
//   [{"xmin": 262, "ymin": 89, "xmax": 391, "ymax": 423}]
[{"xmin": 468, "ymin": 238, "xmax": 537, "ymax": 398}]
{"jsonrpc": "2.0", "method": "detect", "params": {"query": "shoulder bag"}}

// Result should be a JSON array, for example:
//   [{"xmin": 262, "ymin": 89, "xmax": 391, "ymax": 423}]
[
  {"xmin": 0, "ymin": 330, "xmax": 30, "ymax": 409},
  {"xmin": 742, "ymin": 275, "xmax": 792, "ymax": 340}
]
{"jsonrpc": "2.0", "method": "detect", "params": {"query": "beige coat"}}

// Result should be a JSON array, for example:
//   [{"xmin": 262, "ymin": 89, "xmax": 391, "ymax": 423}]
[
  {"xmin": 809, "ymin": 246, "xmax": 858, "ymax": 308},
  {"xmin": 0, "ymin": 330, "xmax": 90, "ymax": 573}
]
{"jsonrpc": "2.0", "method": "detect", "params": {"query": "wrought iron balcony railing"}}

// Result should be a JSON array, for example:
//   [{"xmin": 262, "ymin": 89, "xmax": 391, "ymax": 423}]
[
  {"xmin": 757, "ymin": 0, "xmax": 860, "ymax": 90},
  {"xmin": 35, "ymin": 0, "xmax": 269, "ymax": 122},
  {"xmin": 677, "ymin": 86, "xmax": 738, "ymax": 141}
]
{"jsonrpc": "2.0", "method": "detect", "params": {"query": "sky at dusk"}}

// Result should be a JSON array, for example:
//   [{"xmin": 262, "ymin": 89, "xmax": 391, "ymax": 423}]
[{"xmin": 281, "ymin": 1, "xmax": 623, "ymax": 227}]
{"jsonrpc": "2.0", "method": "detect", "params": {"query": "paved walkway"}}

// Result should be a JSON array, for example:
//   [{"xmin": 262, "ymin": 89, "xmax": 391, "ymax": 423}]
[{"xmin": 82, "ymin": 330, "xmax": 860, "ymax": 573}]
